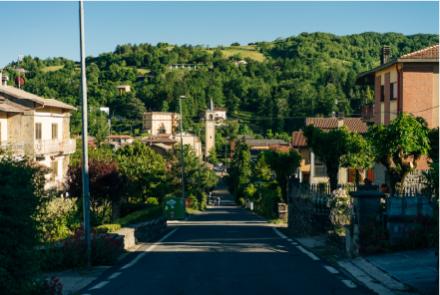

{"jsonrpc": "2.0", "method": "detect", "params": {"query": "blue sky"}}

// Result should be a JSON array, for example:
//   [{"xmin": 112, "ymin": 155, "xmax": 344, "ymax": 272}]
[{"xmin": 1, "ymin": 1, "xmax": 438, "ymax": 67}]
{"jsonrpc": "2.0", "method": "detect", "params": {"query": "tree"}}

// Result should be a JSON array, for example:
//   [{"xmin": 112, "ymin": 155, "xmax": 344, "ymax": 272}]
[
  {"xmin": 228, "ymin": 139, "xmax": 252, "ymax": 199},
  {"xmin": 264, "ymin": 150, "xmax": 301, "ymax": 201},
  {"xmin": 303, "ymin": 125, "xmax": 350, "ymax": 190},
  {"xmin": 0, "ymin": 154, "xmax": 47, "ymax": 294},
  {"xmin": 169, "ymin": 145, "xmax": 218, "ymax": 205},
  {"xmin": 340, "ymin": 132, "xmax": 375, "ymax": 185},
  {"xmin": 116, "ymin": 141, "xmax": 169, "ymax": 207},
  {"xmin": 367, "ymin": 113, "xmax": 430, "ymax": 193},
  {"xmin": 67, "ymin": 151, "xmax": 123, "ymax": 224}
]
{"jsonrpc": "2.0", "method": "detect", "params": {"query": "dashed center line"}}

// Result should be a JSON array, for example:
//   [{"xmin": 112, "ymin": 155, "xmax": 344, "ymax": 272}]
[
  {"xmin": 108, "ymin": 271, "xmax": 122, "ymax": 280},
  {"xmin": 341, "ymin": 279, "xmax": 357, "ymax": 288},
  {"xmin": 89, "ymin": 281, "xmax": 109, "ymax": 290},
  {"xmin": 323, "ymin": 265, "xmax": 339, "ymax": 274}
]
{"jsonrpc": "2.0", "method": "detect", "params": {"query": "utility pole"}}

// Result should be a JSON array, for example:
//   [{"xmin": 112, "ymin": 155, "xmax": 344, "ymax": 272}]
[
  {"xmin": 179, "ymin": 95, "xmax": 186, "ymax": 200},
  {"xmin": 79, "ymin": 0, "xmax": 91, "ymax": 267}
]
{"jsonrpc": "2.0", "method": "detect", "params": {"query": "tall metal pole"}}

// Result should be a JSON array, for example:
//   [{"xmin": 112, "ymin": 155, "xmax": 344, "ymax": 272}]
[
  {"xmin": 179, "ymin": 96, "xmax": 185, "ymax": 200},
  {"xmin": 79, "ymin": 0, "xmax": 91, "ymax": 267}
]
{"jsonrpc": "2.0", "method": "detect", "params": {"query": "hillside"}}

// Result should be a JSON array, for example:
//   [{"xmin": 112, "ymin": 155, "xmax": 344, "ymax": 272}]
[{"xmin": 4, "ymin": 32, "xmax": 438, "ymax": 136}]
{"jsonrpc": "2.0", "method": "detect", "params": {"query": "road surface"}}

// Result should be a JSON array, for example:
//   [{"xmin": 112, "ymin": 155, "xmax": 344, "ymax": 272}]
[{"xmin": 82, "ymin": 186, "xmax": 372, "ymax": 295}]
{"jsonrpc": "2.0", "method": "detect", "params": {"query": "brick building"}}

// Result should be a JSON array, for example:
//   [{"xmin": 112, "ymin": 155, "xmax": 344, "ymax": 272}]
[{"xmin": 358, "ymin": 44, "xmax": 439, "ymax": 128}]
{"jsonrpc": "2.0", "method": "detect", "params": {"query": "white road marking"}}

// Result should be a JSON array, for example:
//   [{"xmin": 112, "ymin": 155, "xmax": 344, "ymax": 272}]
[
  {"xmin": 121, "ymin": 228, "xmax": 178, "ymax": 270},
  {"xmin": 323, "ymin": 265, "xmax": 339, "ymax": 274},
  {"xmin": 272, "ymin": 228, "xmax": 288, "ymax": 239},
  {"xmin": 291, "ymin": 242, "xmax": 298, "ymax": 245},
  {"xmin": 295, "ymin": 245, "xmax": 320, "ymax": 261},
  {"xmin": 287, "ymin": 238, "xmax": 293, "ymax": 242},
  {"xmin": 89, "ymin": 281, "xmax": 109, "ymax": 290},
  {"xmin": 108, "ymin": 272, "xmax": 122, "ymax": 280},
  {"xmin": 341, "ymin": 279, "xmax": 357, "ymax": 288}
]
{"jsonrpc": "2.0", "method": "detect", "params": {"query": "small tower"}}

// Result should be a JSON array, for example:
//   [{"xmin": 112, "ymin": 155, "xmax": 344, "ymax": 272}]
[{"xmin": 204, "ymin": 99, "xmax": 216, "ymax": 158}]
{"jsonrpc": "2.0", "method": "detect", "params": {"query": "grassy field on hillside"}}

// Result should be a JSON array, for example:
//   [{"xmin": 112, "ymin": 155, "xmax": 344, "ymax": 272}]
[
  {"xmin": 207, "ymin": 45, "xmax": 266, "ymax": 62},
  {"xmin": 41, "ymin": 65, "xmax": 64, "ymax": 73}
]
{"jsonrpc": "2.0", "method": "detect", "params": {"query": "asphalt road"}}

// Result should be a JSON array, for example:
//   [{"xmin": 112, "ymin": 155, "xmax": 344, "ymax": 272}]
[{"xmin": 82, "ymin": 188, "xmax": 372, "ymax": 295}]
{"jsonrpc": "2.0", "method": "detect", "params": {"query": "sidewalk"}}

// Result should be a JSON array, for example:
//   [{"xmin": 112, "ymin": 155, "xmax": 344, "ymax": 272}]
[
  {"xmin": 290, "ymin": 234, "xmax": 438, "ymax": 295},
  {"xmin": 366, "ymin": 250, "xmax": 438, "ymax": 295},
  {"xmin": 44, "ymin": 266, "xmax": 111, "ymax": 295}
]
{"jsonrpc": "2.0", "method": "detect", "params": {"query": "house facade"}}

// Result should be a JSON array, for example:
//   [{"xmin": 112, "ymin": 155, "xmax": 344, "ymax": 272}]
[
  {"xmin": 358, "ymin": 45, "xmax": 439, "ymax": 128},
  {"xmin": 0, "ymin": 81, "xmax": 76, "ymax": 190},
  {"xmin": 142, "ymin": 112, "xmax": 180, "ymax": 136},
  {"xmin": 142, "ymin": 111, "xmax": 203, "ymax": 158},
  {"xmin": 291, "ymin": 117, "xmax": 370, "ymax": 185}
]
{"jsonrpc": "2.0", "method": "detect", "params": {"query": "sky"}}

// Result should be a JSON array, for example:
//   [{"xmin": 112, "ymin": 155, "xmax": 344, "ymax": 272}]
[{"xmin": 1, "ymin": 1, "xmax": 439, "ymax": 67}]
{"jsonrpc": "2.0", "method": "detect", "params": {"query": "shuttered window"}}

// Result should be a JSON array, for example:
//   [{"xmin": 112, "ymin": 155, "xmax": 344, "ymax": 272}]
[
  {"xmin": 35, "ymin": 123, "xmax": 42, "ymax": 140},
  {"xmin": 52, "ymin": 123, "xmax": 58, "ymax": 140}
]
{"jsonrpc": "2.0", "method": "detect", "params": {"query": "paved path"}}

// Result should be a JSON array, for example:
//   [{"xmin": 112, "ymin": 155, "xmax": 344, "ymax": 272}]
[{"xmin": 81, "ymin": 187, "xmax": 372, "ymax": 295}]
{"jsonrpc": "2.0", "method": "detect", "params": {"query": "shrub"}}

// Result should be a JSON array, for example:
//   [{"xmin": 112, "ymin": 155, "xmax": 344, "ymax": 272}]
[
  {"xmin": 0, "ymin": 155, "xmax": 47, "ymax": 294},
  {"xmin": 114, "ymin": 205, "xmax": 162, "ymax": 226},
  {"xmin": 146, "ymin": 197, "xmax": 159, "ymax": 206},
  {"xmin": 95, "ymin": 224, "xmax": 122, "ymax": 234},
  {"xmin": 199, "ymin": 192, "xmax": 208, "ymax": 210},
  {"xmin": 37, "ymin": 196, "xmax": 79, "ymax": 243},
  {"xmin": 238, "ymin": 197, "xmax": 246, "ymax": 207},
  {"xmin": 92, "ymin": 235, "xmax": 123, "ymax": 265},
  {"xmin": 328, "ymin": 188, "xmax": 351, "ymax": 236},
  {"xmin": 186, "ymin": 195, "xmax": 199, "ymax": 210}
]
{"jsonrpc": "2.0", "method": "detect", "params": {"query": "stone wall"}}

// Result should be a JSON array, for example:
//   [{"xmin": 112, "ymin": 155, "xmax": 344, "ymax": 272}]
[{"xmin": 116, "ymin": 217, "xmax": 167, "ymax": 250}]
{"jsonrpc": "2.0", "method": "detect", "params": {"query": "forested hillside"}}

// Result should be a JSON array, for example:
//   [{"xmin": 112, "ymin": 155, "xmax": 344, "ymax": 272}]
[{"xmin": 4, "ymin": 32, "xmax": 438, "ymax": 136}]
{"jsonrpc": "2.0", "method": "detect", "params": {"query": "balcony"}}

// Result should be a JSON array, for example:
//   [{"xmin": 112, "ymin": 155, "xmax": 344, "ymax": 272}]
[
  {"xmin": 0, "ymin": 141, "xmax": 25, "ymax": 155},
  {"xmin": 34, "ymin": 139, "xmax": 76, "ymax": 156}
]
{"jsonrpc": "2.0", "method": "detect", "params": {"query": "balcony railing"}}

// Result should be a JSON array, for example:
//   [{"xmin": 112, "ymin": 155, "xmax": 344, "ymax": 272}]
[
  {"xmin": 0, "ymin": 141, "xmax": 26, "ymax": 154},
  {"xmin": 34, "ymin": 139, "xmax": 76, "ymax": 155}
]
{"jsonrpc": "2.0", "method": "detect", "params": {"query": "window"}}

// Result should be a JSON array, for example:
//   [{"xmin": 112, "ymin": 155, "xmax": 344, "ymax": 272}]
[
  {"xmin": 50, "ymin": 160, "xmax": 58, "ymax": 181},
  {"xmin": 35, "ymin": 123, "xmax": 42, "ymax": 140},
  {"xmin": 51, "ymin": 123, "xmax": 58, "ymax": 140},
  {"xmin": 390, "ymin": 82, "xmax": 397, "ymax": 100},
  {"xmin": 380, "ymin": 85, "xmax": 385, "ymax": 102}
]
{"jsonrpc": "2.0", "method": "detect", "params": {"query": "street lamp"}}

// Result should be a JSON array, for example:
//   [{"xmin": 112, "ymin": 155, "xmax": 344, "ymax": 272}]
[
  {"xmin": 179, "ymin": 95, "xmax": 186, "ymax": 200},
  {"xmin": 79, "ymin": 0, "xmax": 91, "ymax": 267}
]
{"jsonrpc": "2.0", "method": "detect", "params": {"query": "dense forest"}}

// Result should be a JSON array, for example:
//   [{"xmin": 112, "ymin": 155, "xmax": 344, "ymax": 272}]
[{"xmin": 4, "ymin": 32, "xmax": 438, "ymax": 137}]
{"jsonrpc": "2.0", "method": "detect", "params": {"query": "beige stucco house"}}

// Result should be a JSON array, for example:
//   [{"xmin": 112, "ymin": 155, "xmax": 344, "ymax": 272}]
[
  {"xmin": 291, "ymin": 117, "xmax": 370, "ymax": 186},
  {"xmin": 0, "ymin": 82, "xmax": 76, "ymax": 190}
]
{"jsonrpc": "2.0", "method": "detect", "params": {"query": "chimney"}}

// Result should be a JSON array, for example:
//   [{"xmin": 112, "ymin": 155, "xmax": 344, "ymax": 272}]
[{"xmin": 381, "ymin": 46, "xmax": 391, "ymax": 65}]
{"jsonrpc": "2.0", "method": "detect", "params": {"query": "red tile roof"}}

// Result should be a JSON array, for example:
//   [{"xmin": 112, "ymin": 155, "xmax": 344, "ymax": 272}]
[
  {"xmin": 305, "ymin": 117, "xmax": 368, "ymax": 133},
  {"xmin": 291, "ymin": 131, "xmax": 307, "ymax": 147},
  {"xmin": 400, "ymin": 44, "xmax": 439, "ymax": 60}
]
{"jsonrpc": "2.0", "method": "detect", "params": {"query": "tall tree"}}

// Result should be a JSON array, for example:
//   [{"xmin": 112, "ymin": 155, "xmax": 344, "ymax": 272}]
[
  {"xmin": 303, "ymin": 125, "xmax": 350, "ymax": 190},
  {"xmin": 367, "ymin": 113, "xmax": 430, "ymax": 193}
]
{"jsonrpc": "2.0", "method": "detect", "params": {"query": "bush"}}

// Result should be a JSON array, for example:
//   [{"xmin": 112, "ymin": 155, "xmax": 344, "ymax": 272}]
[
  {"xmin": 238, "ymin": 197, "xmax": 246, "ymax": 207},
  {"xmin": 186, "ymin": 195, "xmax": 199, "ymax": 210},
  {"xmin": 40, "ymin": 228, "xmax": 123, "ymax": 271},
  {"xmin": 95, "ymin": 224, "xmax": 122, "ymax": 234},
  {"xmin": 146, "ymin": 197, "xmax": 159, "ymax": 206},
  {"xmin": 114, "ymin": 205, "xmax": 162, "ymax": 226},
  {"xmin": 0, "ymin": 155, "xmax": 47, "ymax": 294},
  {"xmin": 92, "ymin": 235, "xmax": 123, "ymax": 265},
  {"xmin": 37, "ymin": 196, "xmax": 79, "ymax": 243},
  {"xmin": 328, "ymin": 188, "xmax": 351, "ymax": 236},
  {"xmin": 199, "ymin": 192, "xmax": 208, "ymax": 211}
]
